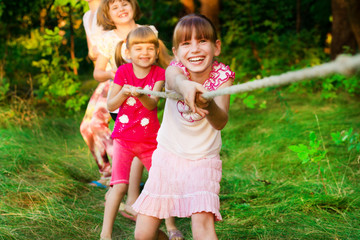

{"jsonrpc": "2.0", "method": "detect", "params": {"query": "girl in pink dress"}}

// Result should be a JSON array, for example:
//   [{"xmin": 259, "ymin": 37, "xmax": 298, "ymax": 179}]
[
  {"xmin": 101, "ymin": 26, "xmax": 175, "ymax": 240},
  {"xmin": 133, "ymin": 14, "xmax": 235, "ymax": 240},
  {"xmin": 80, "ymin": 0, "xmax": 112, "ymax": 187}
]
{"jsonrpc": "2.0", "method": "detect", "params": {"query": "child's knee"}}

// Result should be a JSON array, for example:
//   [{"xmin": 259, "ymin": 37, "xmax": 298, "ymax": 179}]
[
  {"xmin": 134, "ymin": 228, "xmax": 158, "ymax": 240},
  {"xmin": 89, "ymin": 118, "xmax": 100, "ymax": 133},
  {"xmin": 134, "ymin": 215, "xmax": 161, "ymax": 240},
  {"xmin": 112, "ymin": 183, "xmax": 128, "ymax": 196},
  {"xmin": 191, "ymin": 213, "xmax": 216, "ymax": 239},
  {"xmin": 134, "ymin": 228, "xmax": 146, "ymax": 240},
  {"xmin": 80, "ymin": 121, "xmax": 89, "ymax": 136}
]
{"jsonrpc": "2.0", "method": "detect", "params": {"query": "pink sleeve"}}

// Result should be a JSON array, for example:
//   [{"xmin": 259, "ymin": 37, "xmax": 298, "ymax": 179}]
[
  {"xmin": 204, "ymin": 61, "xmax": 235, "ymax": 91},
  {"xmin": 114, "ymin": 65, "xmax": 126, "ymax": 86},
  {"xmin": 169, "ymin": 61, "xmax": 190, "ymax": 79},
  {"xmin": 155, "ymin": 66, "xmax": 165, "ymax": 83}
]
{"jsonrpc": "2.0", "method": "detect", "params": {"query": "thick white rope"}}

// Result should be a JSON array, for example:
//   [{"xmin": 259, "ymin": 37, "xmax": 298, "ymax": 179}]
[{"xmin": 136, "ymin": 54, "xmax": 360, "ymax": 100}]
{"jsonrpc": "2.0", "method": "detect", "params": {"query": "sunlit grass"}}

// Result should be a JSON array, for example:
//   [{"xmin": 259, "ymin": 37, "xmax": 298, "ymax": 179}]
[{"xmin": 1, "ymin": 90, "xmax": 359, "ymax": 239}]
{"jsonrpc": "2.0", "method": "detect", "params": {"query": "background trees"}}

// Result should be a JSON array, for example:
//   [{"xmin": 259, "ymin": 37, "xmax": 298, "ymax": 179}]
[
  {"xmin": 331, "ymin": 0, "xmax": 360, "ymax": 59},
  {"xmin": 0, "ymin": 0, "xmax": 359, "ymax": 115}
]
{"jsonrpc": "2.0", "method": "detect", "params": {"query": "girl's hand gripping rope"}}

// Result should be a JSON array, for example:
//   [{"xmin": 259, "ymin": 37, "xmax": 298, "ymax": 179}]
[
  {"xmin": 180, "ymin": 80, "xmax": 209, "ymax": 118},
  {"xmin": 195, "ymin": 92, "xmax": 211, "ymax": 115},
  {"xmin": 131, "ymin": 86, "xmax": 144, "ymax": 98},
  {"xmin": 120, "ymin": 84, "xmax": 133, "ymax": 97}
]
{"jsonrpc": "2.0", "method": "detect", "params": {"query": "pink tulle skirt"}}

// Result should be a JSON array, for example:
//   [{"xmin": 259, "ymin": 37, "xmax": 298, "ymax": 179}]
[{"xmin": 132, "ymin": 146, "xmax": 222, "ymax": 221}]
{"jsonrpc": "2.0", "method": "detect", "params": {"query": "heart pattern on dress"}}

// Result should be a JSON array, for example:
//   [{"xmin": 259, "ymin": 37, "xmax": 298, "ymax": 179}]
[{"xmin": 176, "ymin": 100, "xmax": 204, "ymax": 122}]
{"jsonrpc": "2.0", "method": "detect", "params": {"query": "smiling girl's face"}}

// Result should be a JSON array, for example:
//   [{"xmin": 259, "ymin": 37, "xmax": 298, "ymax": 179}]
[
  {"xmin": 127, "ymin": 43, "xmax": 158, "ymax": 70},
  {"xmin": 173, "ymin": 28, "xmax": 220, "ymax": 79},
  {"xmin": 109, "ymin": 0, "xmax": 134, "ymax": 25}
]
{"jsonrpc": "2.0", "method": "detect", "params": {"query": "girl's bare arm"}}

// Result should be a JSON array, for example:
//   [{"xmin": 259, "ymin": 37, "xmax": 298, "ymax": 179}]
[
  {"xmin": 93, "ymin": 54, "xmax": 116, "ymax": 82},
  {"xmin": 107, "ymin": 83, "xmax": 132, "ymax": 111},
  {"xmin": 199, "ymin": 79, "xmax": 233, "ymax": 130},
  {"xmin": 165, "ymin": 66, "xmax": 208, "ymax": 117}
]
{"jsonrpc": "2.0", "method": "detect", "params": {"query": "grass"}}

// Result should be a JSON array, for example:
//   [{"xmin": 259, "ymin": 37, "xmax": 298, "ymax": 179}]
[{"xmin": 1, "ymin": 89, "xmax": 360, "ymax": 239}]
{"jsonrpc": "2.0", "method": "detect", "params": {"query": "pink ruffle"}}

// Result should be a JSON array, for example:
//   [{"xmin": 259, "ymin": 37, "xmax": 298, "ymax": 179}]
[
  {"xmin": 169, "ymin": 60, "xmax": 235, "ymax": 91},
  {"xmin": 132, "ymin": 189, "xmax": 222, "ymax": 221}
]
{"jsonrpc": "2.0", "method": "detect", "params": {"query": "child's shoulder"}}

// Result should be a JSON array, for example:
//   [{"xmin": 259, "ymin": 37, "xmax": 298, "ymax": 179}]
[
  {"xmin": 153, "ymin": 65, "xmax": 165, "ymax": 71},
  {"xmin": 118, "ymin": 63, "xmax": 132, "ymax": 71},
  {"xmin": 169, "ymin": 60, "xmax": 189, "ymax": 78},
  {"xmin": 212, "ymin": 61, "xmax": 234, "ymax": 74},
  {"xmin": 151, "ymin": 65, "xmax": 165, "ymax": 78},
  {"xmin": 204, "ymin": 61, "xmax": 235, "ymax": 90},
  {"xmin": 83, "ymin": 10, "xmax": 90, "ymax": 20}
]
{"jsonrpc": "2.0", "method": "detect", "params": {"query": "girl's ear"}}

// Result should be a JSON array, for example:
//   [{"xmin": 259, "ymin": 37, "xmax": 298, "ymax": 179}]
[
  {"xmin": 172, "ymin": 47, "xmax": 179, "ymax": 61},
  {"xmin": 125, "ymin": 48, "xmax": 130, "ymax": 59},
  {"xmin": 214, "ymin": 40, "xmax": 221, "ymax": 57}
]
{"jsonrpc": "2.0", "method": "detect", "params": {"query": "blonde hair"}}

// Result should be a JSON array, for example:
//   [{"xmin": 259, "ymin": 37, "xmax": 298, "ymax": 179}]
[
  {"xmin": 172, "ymin": 14, "xmax": 218, "ymax": 50},
  {"xmin": 97, "ymin": 0, "xmax": 141, "ymax": 30},
  {"xmin": 115, "ymin": 26, "xmax": 173, "ymax": 68}
]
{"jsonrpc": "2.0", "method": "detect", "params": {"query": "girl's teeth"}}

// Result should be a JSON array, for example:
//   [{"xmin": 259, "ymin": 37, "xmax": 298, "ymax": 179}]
[{"xmin": 189, "ymin": 57, "xmax": 204, "ymax": 62}]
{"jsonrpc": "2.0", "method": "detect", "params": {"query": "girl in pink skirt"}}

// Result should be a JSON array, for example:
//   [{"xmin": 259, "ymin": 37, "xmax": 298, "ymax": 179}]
[{"xmin": 133, "ymin": 14, "xmax": 235, "ymax": 240}]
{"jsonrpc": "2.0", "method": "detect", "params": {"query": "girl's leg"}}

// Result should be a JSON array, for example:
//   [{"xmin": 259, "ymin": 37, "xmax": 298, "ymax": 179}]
[
  {"xmin": 81, "ymin": 81, "xmax": 112, "ymax": 179},
  {"xmin": 134, "ymin": 214, "xmax": 162, "ymax": 240},
  {"xmin": 105, "ymin": 157, "xmax": 142, "ymax": 204},
  {"xmin": 80, "ymin": 88, "xmax": 98, "ymax": 166},
  {"xmin": 101, "ymin": 139, "xmax": 135, "ymax": 238},
  {"xmin": 90, "ymin": 81, "xmax": 112, "ymax": 176},
  {"xmin": 100, "ymin": 183, "xmax": 128, "ymax": 239},
  {"xmin": 124, "ymin": 157, "xmax": 143, "ymax": 216},
  {"xmin": 191, "ymin": 212, "xmax": 218, "ymax": 240}
]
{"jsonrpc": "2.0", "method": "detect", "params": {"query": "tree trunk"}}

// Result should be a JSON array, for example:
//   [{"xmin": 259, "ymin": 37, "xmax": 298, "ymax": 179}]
[
  {"xmin": 331, "ymin": 0, "xmax": 357, "ymax": 59},
  {"xmin": 68, "ymin": 5, "xmax": 78, "ymax": 75},
  {"xmin": 180, "ymin": 0, "xmax": 195, "ymax": 13},
  {"xmin": 345, "ymin": 0, "xmax": 360, "ymax": 49},
  {"xmin": 180, "ymin": 0, "xmax": 220, "ymax": 31},
  {"xmin": 39, "ymin": 8, "xmax": 47, "ymax": 33},
  {"xmin": 199, "ymin": 0, "xmax": 220, "ymax": 31}
]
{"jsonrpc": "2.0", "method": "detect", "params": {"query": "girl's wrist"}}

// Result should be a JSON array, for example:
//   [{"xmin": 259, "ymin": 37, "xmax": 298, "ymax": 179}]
[{"xmin": 203, "ymin": 100, "xmax": 212, "ymax": 110}]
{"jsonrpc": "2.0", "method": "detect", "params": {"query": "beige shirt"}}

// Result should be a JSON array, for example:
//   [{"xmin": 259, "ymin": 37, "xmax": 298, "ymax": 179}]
[{"xmin": 157, "ymin": 95, "xmax": 222, "ymax": 160}]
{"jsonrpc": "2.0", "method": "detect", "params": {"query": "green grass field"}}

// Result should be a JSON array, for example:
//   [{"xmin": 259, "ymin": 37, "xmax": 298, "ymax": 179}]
[{"xmin": 1, "ymin": 89, "xmax": 359, "ymax": 239}]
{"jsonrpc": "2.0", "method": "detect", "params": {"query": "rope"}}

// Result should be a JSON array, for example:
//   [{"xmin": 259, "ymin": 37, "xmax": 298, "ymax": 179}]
[
  {"xmin": 136, "ymin": 54, "xmax": 360, "ymax": 100},
  {"xmin": 136, "ymin": 89, "xmax": 183, "ymax": 101}
]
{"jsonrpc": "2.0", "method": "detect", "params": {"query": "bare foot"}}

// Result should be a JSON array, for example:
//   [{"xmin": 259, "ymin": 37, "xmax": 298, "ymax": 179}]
[{"xmin": 167, "ymin": 229, "xmax": 184, "ymax": 240}]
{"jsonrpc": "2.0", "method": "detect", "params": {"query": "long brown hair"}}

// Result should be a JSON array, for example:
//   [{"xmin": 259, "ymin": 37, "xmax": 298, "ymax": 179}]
[
  {"xmin": 97, "ymin": 0, "xmax": 141, "ymax": 30},
  {"xmin": 115, "ymin": 26, "xmax": 173, "ymax": 68}
]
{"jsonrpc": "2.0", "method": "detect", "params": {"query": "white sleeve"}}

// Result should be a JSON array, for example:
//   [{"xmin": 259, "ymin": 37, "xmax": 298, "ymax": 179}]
[{"xmin": 82, "ymin": 11, "xmax": 91, "ymax": 36}]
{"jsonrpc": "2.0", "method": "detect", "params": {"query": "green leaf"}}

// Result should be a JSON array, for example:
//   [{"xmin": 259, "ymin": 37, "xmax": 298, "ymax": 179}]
[
  {"xmin": 298, "ymin": 152, "xmax": 309, "ymax": 161},
  {"xmin": 309, "ymin": 131, "xmax": 316, "ymax": 142},
  {"xmin": 288, "ymin": 144, "xmax": 307, "ymax": 153},
  {"xmin": 331, "ymin": 132, "xmax": 342, "ymax": 145},
  {"xmin": 301, "ymin": 156, "xmax": 310, "ymax": 164},
  {"xmin": 356, "ymin": 143, "xmax": 360, "ymax": 152},
  {"xmin": 243, "ymin": 95, "xmax": 257, "ymax": 109},
  {"xmin": 259, "ymin": 101, "xmax": 267, "ymax": 109}
]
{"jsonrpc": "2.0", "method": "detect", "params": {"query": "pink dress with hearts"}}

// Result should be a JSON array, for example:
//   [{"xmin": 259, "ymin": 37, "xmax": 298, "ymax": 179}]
[{"xmin": 132, "ymin": 61, "xmax": 235, "ymax": 221}]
